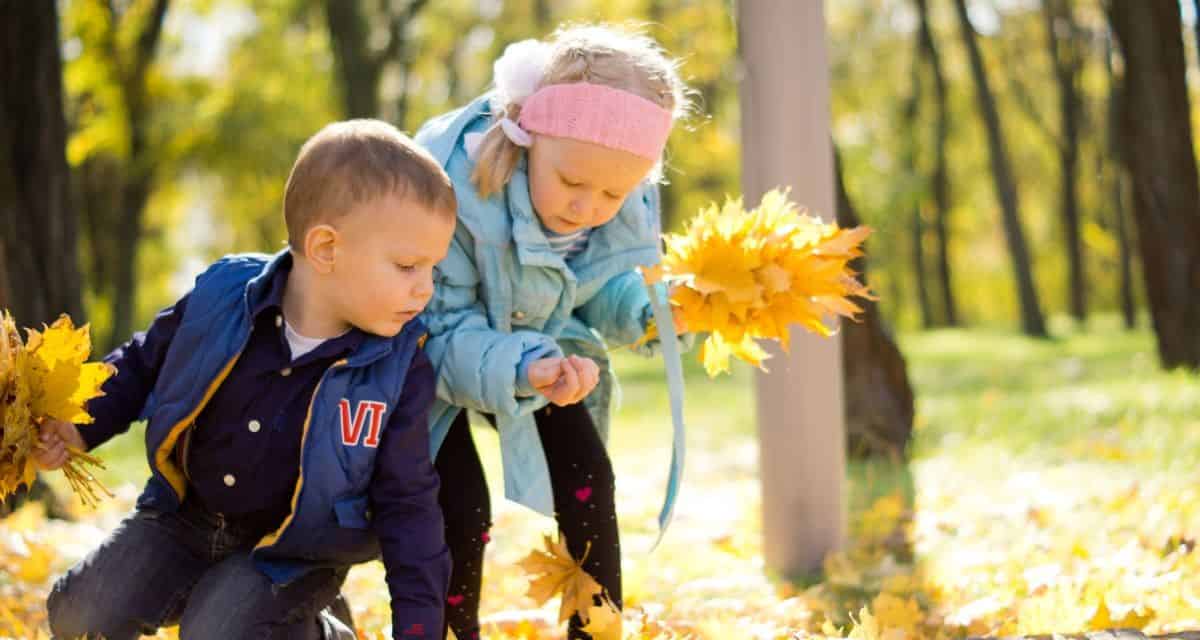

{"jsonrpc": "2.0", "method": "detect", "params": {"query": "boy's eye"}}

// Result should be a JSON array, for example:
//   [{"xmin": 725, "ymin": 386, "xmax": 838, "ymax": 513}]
[
  {"xmin": 396, "ymin": 263, "xmax": 417, "ymax": 272},
  {"xmin": 560, "ymin": 176, "xmax": 582, "ymax": 187},
  {"xmin": 603, "ymin": 191, "xmax": 622, "ymax": 200}
]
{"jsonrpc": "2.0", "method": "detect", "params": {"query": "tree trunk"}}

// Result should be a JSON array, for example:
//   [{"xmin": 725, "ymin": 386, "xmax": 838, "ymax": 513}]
[
  {"xmin": 105, "ymin": 0, "xmax": 169, "ymax": 351},
  {"xmin": 1043, "ymin": 0, "xmax": 1087, "ymax": 325},
  {"xmin": 835, "ymin": 147, "xmax": 915, "ymax": 459},
  {"xmin": 0, "ymin": 0, "xmax": 84, "ymax": 328},
  {"xmin": 1106, "ymin": 31, "xmax": 1138, "ymax": 331},
  {"xmin": 903, "ymin": 61, "xmax": 934, "ymax": 329},
  {"xmin": 954, "ymin": 0, "xmax": 1048, "ymax": 338},
  {"xmin": 1107, "ymin": 2, "xmax": 1200, "ymax": 368},
  {"xmin": 0, "ymin": 0, "xmax": 84, "ymax": 520},
  {"xmin": 534, "ymin": 0, "xmax": 552, "ymax": 30},
  {"xmin": 324, "ymin": 1, "xmax": 384, "ymax": 118},
  {"xmin": 324, "ymin": 0, "xmax": 429, "ymax": 124},
  {"xmin": 914, "ymin": 0, "xmax": 959, "ymax": 327}
]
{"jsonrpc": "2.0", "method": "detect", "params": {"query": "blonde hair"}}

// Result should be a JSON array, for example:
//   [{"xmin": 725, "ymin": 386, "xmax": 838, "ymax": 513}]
[
  {"xmin": 471, "ymin": 24, "xmax": 690, "ymax": 198},
  {"xmin": 284, "ymin": 119, "xmax": 456, "ymax": 254}
]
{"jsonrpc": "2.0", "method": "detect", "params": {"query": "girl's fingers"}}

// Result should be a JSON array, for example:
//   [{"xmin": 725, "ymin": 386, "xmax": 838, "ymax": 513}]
[
  {"xmin": 564, "ymin": 357, "xmax": 588, "ymax": 403},
  {"xmin": 571, "ymin": 356, "xmax": 599, "ymax": 396},
  {"xmin": 557, "ymin": 359, "xmax": 581, "ymax": 405}
]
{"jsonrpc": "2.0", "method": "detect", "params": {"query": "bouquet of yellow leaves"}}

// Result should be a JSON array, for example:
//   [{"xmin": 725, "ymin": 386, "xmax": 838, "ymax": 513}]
[
  {"xmin": 644, "ymin": 188, "xmax": 874, "ymax": 377},
  {"xmin": 0, "ymin": 312, "xmax": 115, "ymax": 507}
]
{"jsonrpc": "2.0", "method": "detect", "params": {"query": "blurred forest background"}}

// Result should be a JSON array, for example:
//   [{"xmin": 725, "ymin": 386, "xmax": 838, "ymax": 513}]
[{"xmin": 5, "ymin": 0, "xmax": 1199, "ymax": 367}]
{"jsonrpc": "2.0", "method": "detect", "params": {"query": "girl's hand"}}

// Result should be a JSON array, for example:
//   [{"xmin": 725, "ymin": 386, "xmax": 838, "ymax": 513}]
[
  {"xmin": 528, "ymin": 356, "xmax": 599, "ymax": 406},
  {"xmin": 565, "ymin": 356, "xmax": 600, "ymax": 398},
  {"xmin": 34, "ymin": 419, "xmax": 85, "ymax": 471}
]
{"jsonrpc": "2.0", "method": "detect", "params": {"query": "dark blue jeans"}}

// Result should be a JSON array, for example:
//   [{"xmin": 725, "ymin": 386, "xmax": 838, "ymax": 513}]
[{"xmin": 46, "ymin": 499, "xmax": 355, "ymax": 640}]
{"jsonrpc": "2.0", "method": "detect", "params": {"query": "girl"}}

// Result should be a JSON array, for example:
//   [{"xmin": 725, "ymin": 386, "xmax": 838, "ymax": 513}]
[{"xmin": 415, "ymin": 24, "xmax": 689, "ymax": 639}]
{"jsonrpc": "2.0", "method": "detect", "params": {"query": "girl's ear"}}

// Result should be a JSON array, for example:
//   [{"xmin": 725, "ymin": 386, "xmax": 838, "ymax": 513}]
[{"xmin": 304, "ymin": 224, "xmax": 339, "ymax": 273}]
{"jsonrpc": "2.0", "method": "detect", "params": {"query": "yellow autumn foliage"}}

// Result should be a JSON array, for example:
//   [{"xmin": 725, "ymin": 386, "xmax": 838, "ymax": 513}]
[
  {"xmin": 651, "ymin": 188, "xmax": 873, "ymax": 376},
  {"xmin": 0, "ymin": 312, "xmax": 114, "ymax": 505}
]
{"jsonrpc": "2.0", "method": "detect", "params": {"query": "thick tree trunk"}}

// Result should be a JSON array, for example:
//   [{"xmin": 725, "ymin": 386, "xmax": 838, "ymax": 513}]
[
  {"xmin": 0, "ymin": 0, "xmax": 84, "ymax": 327},
  {"xmin": 954, "ymin": 0, "xmax": 1048, "ymax": 338},
  {"xmin": 1044, "ymin": 0, "xmax": 1087, "ymax": 325},
  {"xmin": 1107, "ymin": 2, "xmax": 1200, "ymax": 368},
  {"xmin": 835, "ymin": 148, "xmax": 915, "ymax": 459},
  {"xmin": 0, "ymin": 0, "xmax": 84, "ymax": 520},
  {"xmin": 914, "ymin": 0, "xmax": 959, "ymax": 327}
]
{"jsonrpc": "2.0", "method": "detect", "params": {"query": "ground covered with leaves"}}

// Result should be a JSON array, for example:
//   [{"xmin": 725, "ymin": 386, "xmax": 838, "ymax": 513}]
[{"xmin": 3, "ymin": 317, "xmax": 1200, "ymax": 639}]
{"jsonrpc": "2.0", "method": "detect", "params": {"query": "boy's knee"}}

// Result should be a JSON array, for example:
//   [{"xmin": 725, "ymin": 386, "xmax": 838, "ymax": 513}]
[{"xmin": 47, "ymin": 574, "xmax": 115, "ymax": 639}]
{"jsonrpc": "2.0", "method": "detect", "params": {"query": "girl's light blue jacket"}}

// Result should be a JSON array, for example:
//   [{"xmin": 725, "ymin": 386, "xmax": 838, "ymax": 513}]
[{"xmin": 415, "ymin": 94, "xmax": 675, "ymax": 516}]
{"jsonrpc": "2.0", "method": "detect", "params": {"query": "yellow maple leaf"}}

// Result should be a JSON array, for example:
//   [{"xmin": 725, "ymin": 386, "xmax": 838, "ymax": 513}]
[
  {"xmin": 22, "ymin": 315, "xmax": 114, "ymax": 424},
  {"xmin": 580, "ymin": 596, "xmax": 622, "ymax": 640},
  {"xmin": 849, "ymin": 605, "xmax": 881, "ymax": 640},
  {"xmin": 517, "ymin": 533, "xmax": 605, "ymax": 626}
]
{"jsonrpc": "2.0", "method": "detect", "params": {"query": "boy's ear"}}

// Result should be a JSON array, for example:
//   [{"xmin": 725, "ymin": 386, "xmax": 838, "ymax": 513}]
[{"xmin": 304, "ymin": 224, "xmax": 339, "ymax": 274}]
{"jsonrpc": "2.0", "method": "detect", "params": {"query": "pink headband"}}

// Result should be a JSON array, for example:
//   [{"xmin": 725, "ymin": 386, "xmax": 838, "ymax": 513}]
[{"xmin": 515, "ymin": 83, "xmax": 673, "ymax": 160}]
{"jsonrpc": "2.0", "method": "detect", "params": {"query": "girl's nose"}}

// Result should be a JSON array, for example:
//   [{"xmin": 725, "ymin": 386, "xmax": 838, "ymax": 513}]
[{"xmin": 570, "ymin": 195, "xmax": 594, "ymax": 220}]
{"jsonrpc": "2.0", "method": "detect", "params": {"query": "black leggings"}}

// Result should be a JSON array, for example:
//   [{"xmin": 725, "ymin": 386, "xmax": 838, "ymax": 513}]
[{"xmin": 435, "ymin": 403, "xmax": 621, "ymax": 640}]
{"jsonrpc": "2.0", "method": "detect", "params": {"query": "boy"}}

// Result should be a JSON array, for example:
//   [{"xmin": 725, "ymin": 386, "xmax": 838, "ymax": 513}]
[{"xmin": 36, "ymin": 119, "xmax": 456, "ymax": 640}]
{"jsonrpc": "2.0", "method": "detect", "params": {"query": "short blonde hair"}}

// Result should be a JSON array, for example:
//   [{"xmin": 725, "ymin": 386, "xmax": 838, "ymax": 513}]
[
  {"xmin": 284, "ymin": 119, "xmax": 456, "ymax": 253},
  {"xmin": 471, "ymin": 24, "xmax": 691, "ymax": 198}
]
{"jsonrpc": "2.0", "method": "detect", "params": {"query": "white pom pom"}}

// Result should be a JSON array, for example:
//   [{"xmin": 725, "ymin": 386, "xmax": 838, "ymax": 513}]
[{"xmin": 493, "ymin": 39, "xmax": 552, "ymax": 106}]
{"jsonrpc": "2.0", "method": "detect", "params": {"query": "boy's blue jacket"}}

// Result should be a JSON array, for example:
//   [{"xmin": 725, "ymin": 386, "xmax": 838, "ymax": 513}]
[
  {"xmin": 415, "ymin": 93, "xmax": 687, "ymax": 523},
  {"xmin": 131, "ymin": 252, "xmax": 448, "ymax": 630}
]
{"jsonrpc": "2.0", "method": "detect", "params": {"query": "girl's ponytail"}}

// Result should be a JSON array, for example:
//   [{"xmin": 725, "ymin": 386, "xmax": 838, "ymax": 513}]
[{"xmin": 470, "ymin": 103, "xmax": 526, "ymax": 198}]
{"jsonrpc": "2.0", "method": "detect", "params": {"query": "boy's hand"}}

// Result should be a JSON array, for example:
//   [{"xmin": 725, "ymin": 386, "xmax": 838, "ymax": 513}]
[
  {"xmin": 34, "ymin": 419, "xmax": 85, "ymax": 471},
  {"xmin": 528, "ymin": 356, "xmax": 600, "ymax": 406}
]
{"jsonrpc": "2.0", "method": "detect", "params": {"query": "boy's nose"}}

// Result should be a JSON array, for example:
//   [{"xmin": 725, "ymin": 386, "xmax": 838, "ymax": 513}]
[{"xmin": 413, "ymin": 276, "xmax": 434, "ymax": 298}]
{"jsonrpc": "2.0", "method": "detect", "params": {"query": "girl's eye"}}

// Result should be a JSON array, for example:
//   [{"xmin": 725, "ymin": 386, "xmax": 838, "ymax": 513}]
[
  {"xmin": 396, "ymin": 264, "xmax": 417, "ymax": 272},
  {"xmin": 561, "ymin": 176, "xmax": 582, "ymax": 187},
  {"xmin": 603, "ymin": 191, "xmax": 622, "ymax": 200}
]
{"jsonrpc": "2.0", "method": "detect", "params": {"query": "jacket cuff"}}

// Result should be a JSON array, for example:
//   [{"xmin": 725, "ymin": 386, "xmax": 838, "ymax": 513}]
[{"xmin": 390, "ymin": 610, "xmax": 442, "ymax": 640}]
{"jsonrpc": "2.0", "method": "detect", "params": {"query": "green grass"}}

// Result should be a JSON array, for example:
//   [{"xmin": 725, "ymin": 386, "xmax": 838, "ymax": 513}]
[
  {"xmin": 902, "ymin": 314, "xmax": 1200, "ymax": 471},
  {"xmin": 61, "ymin": 313, "xmax": 1199, "ymax": 529}
]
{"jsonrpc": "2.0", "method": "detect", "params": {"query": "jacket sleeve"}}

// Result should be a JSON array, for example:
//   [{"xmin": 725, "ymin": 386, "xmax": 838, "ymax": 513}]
[
  {"xmin": 422, "ymin": 224, "xmax": 562, "ymax": 416},
  {"xmin": 574, "ymin": 269, "xmax": 653, "ymax": 348},
  {"xmin": 576, "ymin": 277, "xmax": 696, "ymax": 357},
  {"xmin": 370, "ymin": 351, "xmax": 451, "ymax": 640},
  {"xmin": 79, "ymin": 293, "xmax": 190, "ymax": 451}
]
